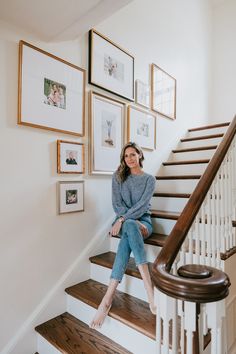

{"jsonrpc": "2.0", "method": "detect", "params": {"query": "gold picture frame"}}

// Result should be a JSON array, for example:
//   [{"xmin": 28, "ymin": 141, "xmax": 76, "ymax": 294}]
[
  {"xmin": 18, "ymin": 40, "xmax": 86, "ymax": 136},
  {"xmin": 57, "ymin": 140, "xmax": 85, "ymax": 174},
  {"xmin": 151, "ymin": 63, "xmax": 176, "ymax": 120},
  {"xmin": 58, "ymin": 181, "xmax": 84, "ymax": 214}
]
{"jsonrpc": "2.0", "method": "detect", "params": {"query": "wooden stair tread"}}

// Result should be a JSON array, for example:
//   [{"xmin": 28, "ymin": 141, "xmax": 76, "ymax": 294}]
[
  {"xmin": 163, "ymin": 159, "xmax": 210, "ymax": 166},
  {"xmin": 65, "ymin": 279, "xmax": 156, "ymax": 340},
  {"xmin": 89, "ymin": 252, "xmax": 148, "ymax": 280},
  {"xmin": 113, "ymin": 232, "xmax": 168, "ymax": 247},
  {"xmin": 35, "ymin": 312, "xmax": 131, "ymax": 354},
  {"xmin": 151, "ymin": 209, "xmax": 180, "ymax": 220},
  {"xmin": 233, "ymin": 220, "xmax": 236, "ymax": 227},
  {"xmin": 173, "ymin": 145, "xmax": 217, "ymax": 153},
  {"xmin": 156, "ymin": 175, "xmax": 201, "ymax": 180},
  {"xmin": 153, "ymin": 192, "xmax": 191, "ymax": 198},
  {"xmin": 181, "ymin": 133, "xmax": 224, "ymax": 142},
  {"xmin": 188, "ymin": 122, "xmax": 230, "ymax": 132}
]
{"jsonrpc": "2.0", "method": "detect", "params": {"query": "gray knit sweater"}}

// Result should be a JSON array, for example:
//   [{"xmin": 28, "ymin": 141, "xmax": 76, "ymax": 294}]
[{"xmin": 112, "ymin": 172, "xmax": 156, "ymax": 221}]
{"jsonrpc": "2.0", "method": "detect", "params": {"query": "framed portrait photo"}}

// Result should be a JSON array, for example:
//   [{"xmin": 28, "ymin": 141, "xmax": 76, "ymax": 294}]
[
  {"xmin": 127, "ymin": 105, "xmax": 156, "ymax": 151},
  {"xmin": 58, "ymin": 181, "xmax": 84, "ymax": 214},
  {"xmin": 151, "ymin": 63, "xmax": 176, "ymax": 120},
  {"xmin": 57, "ymin": 140, "xmax": 85, "ymax": 174},
  {"xmin": 89, "ymin": 29, "xmax": 134, "ymax": 101},
  {"xmin": 135, "ymin": 79, "xmax": 150, "ymax": 109},
  {"xmin": 18, "ymin": 40, "xmax": 86, "ymax": 136},
  {"xmin": 89, "ymin": 91, "xmax": 125, "ymax": 175}
]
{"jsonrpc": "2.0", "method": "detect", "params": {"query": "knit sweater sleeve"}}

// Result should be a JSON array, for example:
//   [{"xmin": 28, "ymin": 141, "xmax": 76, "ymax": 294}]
[
  {"xmin": 112, "ymin": 173, "xmax": 128, "ymax": 216},
  {"xmin": 122, "ymin": 175, "xmax": 156, "ymax": 220}
]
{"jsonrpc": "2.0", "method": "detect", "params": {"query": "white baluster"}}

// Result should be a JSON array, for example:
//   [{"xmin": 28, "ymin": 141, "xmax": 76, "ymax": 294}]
[
  {"xmin": 211, "ymin": 182, "xmax": 217, "ymax": 267},
  {"xmin": 184, "ymin": 301, "xmax": 196, "ymax": 354},
  {"xmin": 205, "ymin": 300, "xmax": 226, "ymax": 354}
]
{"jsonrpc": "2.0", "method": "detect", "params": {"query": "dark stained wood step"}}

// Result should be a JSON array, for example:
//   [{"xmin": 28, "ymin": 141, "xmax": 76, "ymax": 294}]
[
  {"xmin": 89, "ymin": 252, "xmax": 148, "ymax": 280},
  {"xmin": 233, "ymin": 220, "xmax": 236, "ymax": 227},
  {"xmin": 188, "ymin": 122, "xmax": 230, "ymax": 132},
  {"xmin": 151, "ymin": 209, "xmax": 180, "ymax": 220},
  {"xmin": 173, "ymin": 145, "xmax": 217, "ymax": 153},
  {"xmin": 66, "ymin": 279, "xmax": 156, "ymax": 340},
  {"xmin": 163, "ymin": 159, "xmax": 210, "ymax": 166},
  {"xmin": 112, "ymin": 232, "xmax": 168, "ymax": 247},
  {"xmin": 156, "ymin": 175, "xmax": 201, "ymax": 180},
  {"xmin": 36, "ymin": 312, "xmax": 131, "ymax": 354},
  {"xmin": 153, "ymin": 192, "xmax": 191, "ymax": 198},
  {"xmin": 181, "ymin": 133, "xmax": 224, "ymax": 142}
]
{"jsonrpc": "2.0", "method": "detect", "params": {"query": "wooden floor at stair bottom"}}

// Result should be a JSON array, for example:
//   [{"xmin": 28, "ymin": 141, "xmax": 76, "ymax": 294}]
[{"xmin": 35, "ymin": 312, "xmax": 131, "ymax": 354}]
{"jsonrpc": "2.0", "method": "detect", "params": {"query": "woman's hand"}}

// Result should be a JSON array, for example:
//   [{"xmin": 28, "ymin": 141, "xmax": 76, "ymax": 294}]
[
  {"xmin": 136, "ymin": 220, "xmax": 149, "ymax": 238},
  {"xmin": 110, "ymin": 219, "xmax": 123, "ymax": 236}
]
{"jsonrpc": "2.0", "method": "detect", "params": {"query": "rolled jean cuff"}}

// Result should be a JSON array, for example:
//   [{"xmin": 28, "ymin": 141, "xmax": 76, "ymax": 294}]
[
  {"xmin": 136, "ymin": 260, "xmax": 148, "ymax": 267},
  {"xmin": 110, "ymin": 275, "xmax": 122, "ymax": 283}
]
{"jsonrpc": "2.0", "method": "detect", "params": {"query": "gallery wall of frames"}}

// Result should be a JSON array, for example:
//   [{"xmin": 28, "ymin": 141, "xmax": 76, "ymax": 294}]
[{"xmin": 17, "ymin": 29, "xmax": 176, "ymax": 214}]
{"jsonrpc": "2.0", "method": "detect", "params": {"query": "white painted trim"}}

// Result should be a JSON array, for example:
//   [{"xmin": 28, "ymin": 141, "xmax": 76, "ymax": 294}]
[{"xmin": 1, "ymin": 216, "xmax": 113, "ymax": 354}]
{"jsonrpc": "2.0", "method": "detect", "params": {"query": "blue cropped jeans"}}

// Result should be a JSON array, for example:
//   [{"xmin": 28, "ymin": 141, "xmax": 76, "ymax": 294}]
[{"xmin": 110, "ymin": 213, "xmax": 153, "ymax": 282}]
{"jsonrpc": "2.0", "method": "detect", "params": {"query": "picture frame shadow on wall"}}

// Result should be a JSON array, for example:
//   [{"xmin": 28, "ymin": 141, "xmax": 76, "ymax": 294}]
[
  {"xmin": 57, "ymin": 140, "xmax": 85, "ymax": 174},
  {"xmin": 89, "ymin": 91, "xmax": 125, "ymax": 175},
  {"xmin": 58, "ymin": 181, "xmax": 84, "ymax": 214},
  {"xmin": 88, "ymin": 29, "xmax": 135, "ymax": 101},
  {"xmin": 127, "ymin": 105, "xmax": 156, "ymax": 151},
  {"xmin": 18, "ymin": 40, "xmax": 86, "ymax": 136},
  {"xmin": 135, "ymin": 79, "xmax": 150, "ymax": 109},
  {"xmin": 151, "ymin": 63, "xmax": 176, "ymax": 120}
]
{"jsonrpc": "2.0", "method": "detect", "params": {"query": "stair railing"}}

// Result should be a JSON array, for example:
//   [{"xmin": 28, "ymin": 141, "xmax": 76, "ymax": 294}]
[{"xmin": 152, "ymin": 116, "xmax": 236, "ymax": 354}]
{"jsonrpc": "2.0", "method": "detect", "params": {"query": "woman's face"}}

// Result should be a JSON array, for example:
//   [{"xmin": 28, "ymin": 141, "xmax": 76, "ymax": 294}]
[{"xmin": 124, "ymin": 147, "xmax": 141, "ymax": 169}]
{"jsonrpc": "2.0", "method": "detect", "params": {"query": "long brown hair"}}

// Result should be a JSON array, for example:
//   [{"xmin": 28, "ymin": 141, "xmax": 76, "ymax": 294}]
[{"xmin": 116, "ymin": 142, "xmax": 144, "ymax": 182}]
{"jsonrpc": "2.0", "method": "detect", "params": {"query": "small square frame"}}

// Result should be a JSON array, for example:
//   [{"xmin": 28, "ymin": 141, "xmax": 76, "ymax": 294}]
[
  {"xmin": 57, "ymin": 140, "xmax": 85, "ymax": 174},
  {"xmin": 58, "ymin": 181, "xmax": 84, "ymax": 214}
]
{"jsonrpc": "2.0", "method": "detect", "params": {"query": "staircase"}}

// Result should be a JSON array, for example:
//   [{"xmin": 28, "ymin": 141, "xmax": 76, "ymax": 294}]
[{"xmin": 35, "ymin": 121, "xmax": 235, "ymax": 354}]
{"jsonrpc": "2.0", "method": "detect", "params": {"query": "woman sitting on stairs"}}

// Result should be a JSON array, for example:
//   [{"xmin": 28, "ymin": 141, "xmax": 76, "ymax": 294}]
[{"xmin": 90, "ymin": 141, "xmax": 156, "ymax": 329}]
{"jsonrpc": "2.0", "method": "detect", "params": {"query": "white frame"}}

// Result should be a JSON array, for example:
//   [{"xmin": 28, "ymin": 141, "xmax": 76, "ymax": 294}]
[
  {"xmin": 58, "ymin": 181, "xmax": 84, "ymax": 214},
  {"xmin": 89, "ymin": 91, "xmax": 125, "ymax": 175},
  {"xmin": 18, "ymin": 40, "xmax": 86, "ymax": 136},
  {"xmin": 127, "ymin": 105, "xmax": 156, "ymax": 151},
  {"xmin": 89, "ymin": 29, "xmax": 134, "ymax": 101}
]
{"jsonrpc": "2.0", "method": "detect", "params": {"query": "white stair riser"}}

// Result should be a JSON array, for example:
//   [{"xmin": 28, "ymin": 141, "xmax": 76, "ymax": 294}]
[
  {"xmin": 170, "ymin": 149, "xmax": 215, "ymax": 161},
  {"xmin": 159, "ymin": 163, "xmax": 207, "ymax": 176},
  {"xmin": 151, "ymin": 196, "xmax": 188, "ymax": 213},
  {"xmin": 156, "ymin": 179, "xmax": 198, "ymax": 193},
  {"xmin": 178, "ymin": 137, "xmax": 221, "ymax": 149},
  {"xmin": 187, "ymin": 126, "xmax": 227, "ymax": 138},
  {"xmin": 152, "ymin": 218, "xmax": 177, "ymax": 234},
  {"xmin": 90, "ymin": 263, "xmax": 147, "ymax": 301},
  {"xmin": 67, "ymin": 295, "xmax": 156, "ymax": 354},
  {"xmin": 110, "ymin": 236, "xmax": 162, "ymax": 263},
  {"xmin": 37, "ymin": 334, "xmax": 61, "ymax": 354}
]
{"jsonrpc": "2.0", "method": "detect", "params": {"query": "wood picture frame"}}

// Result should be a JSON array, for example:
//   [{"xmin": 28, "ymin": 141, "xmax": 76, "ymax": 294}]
[
  {"xmin": 18, "ymin": 40, "xmax": 86, "ymax": 136},
  {"xmin": 57, "ymin": 140, "xmax": 85, "ymax": 174},
  {"xmin": 58, "ymin": 181, "xmax": 84, "ymax": 214},
  {"xmin": 89, "ymin": 29, "xmax": 134, "ymax": 101},
  {"xmin": 151, "ymin": 63, "xmax": 176, "ymax": 120},
  {"xmin": 89, "ymin": 91, "xmax": 125, "ymax": 175},
  {"xmin": 127, "ymin": 105, "xmax": 156, "ymax": 151}
]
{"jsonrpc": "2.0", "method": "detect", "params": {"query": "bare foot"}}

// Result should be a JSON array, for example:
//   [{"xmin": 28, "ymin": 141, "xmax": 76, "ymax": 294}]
[
  {"xmin": 149, "ymin": 303, "xmax": 157, "ymax": 315},
  {"xmin": 89, "ymin": 301, "xmax": 112, "ymax": 329}
]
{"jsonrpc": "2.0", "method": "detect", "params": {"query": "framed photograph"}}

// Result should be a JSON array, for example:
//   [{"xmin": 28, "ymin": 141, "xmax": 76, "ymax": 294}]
[
  {"xmin": 127, "ymin": 105, "xmax": 156, "ymax": 151},
  {"xmin": 18, "ymin": 40, "xmax": 86, "ymax": 136},
  {"xmin": 151, "ymin": 63, "xmax": 176, "ymax": 120},
  {"xmin": 89, "ymin": 29, "xmax": 134, "ymax": 101},
  {"xmin": 89, "ymin": 91, "xmax": 125, "ymax": 175},
  {"xmin": 57, "ymin": 140, "xmax": 85, "ymax": 174},
  {"xmin": 135, "ymin": 79, "xmax": 150, "ymax": 108},
  {"xmin": 58, "ymin": 181, "xmax": 84, "ymax": 214}
]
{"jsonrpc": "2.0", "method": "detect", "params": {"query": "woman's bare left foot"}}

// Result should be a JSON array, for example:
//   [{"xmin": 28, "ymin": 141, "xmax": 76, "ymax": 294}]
[{"xmin": 89, "ymin": 302, "xmax": 112, "ymax": 329}]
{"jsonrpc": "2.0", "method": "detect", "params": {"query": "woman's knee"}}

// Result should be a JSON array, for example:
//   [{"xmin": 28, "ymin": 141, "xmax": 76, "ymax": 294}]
[{"xmin": 122, "ymin": 219, "xmax": 139, "ymax": 233}]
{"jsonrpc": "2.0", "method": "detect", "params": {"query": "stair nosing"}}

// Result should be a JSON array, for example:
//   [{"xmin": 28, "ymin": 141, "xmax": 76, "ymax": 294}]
[
  {"xmin": 156, "ymin": 175, "xmax": 201, "ymax": 180},
  {"xmin": 172, "ymin": 145, "xmax": 218, "ymax": 153},
  {"xmin": 153, "ymin": 192, "xmax": 191, "ymax": 198},
  {"xmin": 181, "ymin": 133, "xmax": 224, "ymax": 142},
  {"xmin": 163, "ymin": 159, "xmax": 210, "ymax": 166},
  {"xmin": 188, "ymin": 122, "xmax": 230, "ymax": 132}
]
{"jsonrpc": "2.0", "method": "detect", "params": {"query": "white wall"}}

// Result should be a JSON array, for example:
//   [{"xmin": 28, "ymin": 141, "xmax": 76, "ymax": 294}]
[
  {"xmin": 0, "ymin": 0, "xmax": 212, "ymax": 352},
  {"xmin": 210, "ymin": 0, "xmax": 236, "ymax": 123}
]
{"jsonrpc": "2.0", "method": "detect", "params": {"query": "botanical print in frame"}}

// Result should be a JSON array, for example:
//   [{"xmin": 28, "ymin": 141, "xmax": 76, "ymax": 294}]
[
  {"xmin": 127, "ymin": 105, "xmax": 156, "ymax": 151},
  {"xmin": 151, "ymin": 63, "xmax": 176, "ymax": 120},
  {"xmin": 89, "ymin": 29, "xmax": 134, "ymax": 101},
  {"xmin": 58, "ymin": 181, "xmax": 84, "ymax": 214},
  {"xmin": 18, "ymin": 40, "xmax": 86, "ymax": 136},
  {"xmin": 89, "ymin": 91, "xmax": 125, "ymax": 175},
  {"xmin": 57, "ymin": 140, "xmax": 85, "ymax": 174},
  {"xmin": 135, "ymin": 79, "xmax": 150, "ymax": 108}
]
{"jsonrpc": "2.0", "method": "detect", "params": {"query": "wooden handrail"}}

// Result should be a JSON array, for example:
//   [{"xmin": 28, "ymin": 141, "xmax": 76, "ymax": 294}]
[{"xmin": 152, "ymin": 116, "xmax": 236, "ymax": 302}]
